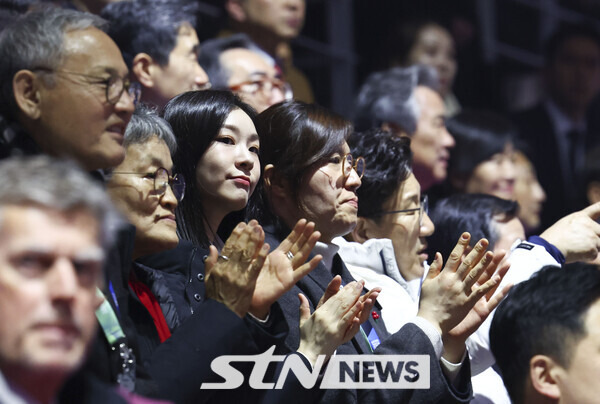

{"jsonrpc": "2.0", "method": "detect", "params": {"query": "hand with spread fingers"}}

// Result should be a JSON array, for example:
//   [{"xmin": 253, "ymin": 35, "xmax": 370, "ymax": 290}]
[
  {"xmin": 249, "ymin": 219, "xmax": 323, "ymax": 319},
  {"xmin": 417, "ymin": 233, "xmax": 509, "ymax": 361},
  {"xmin": 297, "ymin": 276, "xmax": 380, "ymax": 365},
  {"xmin": 204, "ymin": 220, "xmax": 270, "ymax": 318}
]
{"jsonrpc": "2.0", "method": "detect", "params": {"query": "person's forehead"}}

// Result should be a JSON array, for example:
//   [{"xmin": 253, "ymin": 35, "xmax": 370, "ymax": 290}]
[
  {"xmin": 62, "ymin": 27, "xmax": 128, "ymax": 75},
  {"xmin": 387, "ymin": 173, "xmax": 419, "ymax": 210},
  {"xmin": 415, "ymin": 85, "xmax": 445, "ymax": 113},
  {"xmin": 121, "ymin": 137, "xmax": 173, "ymax": 171},
  {"xmin": 222, "ymin": 48, "xmax": 273, "ymax": 77},
  {"xmin": 0, "ymin": 205, "xmax": 100, "ymax": 248}
]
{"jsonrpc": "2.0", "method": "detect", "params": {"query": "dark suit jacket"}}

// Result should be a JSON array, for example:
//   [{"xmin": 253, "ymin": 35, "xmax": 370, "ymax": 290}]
[
  {"xmin": 513, "ymin": 103, "xmax": 594, "ymax": 228},
  {"xmin": 265, "ymin": 228, "xmax": 472, "ymax": 404}
]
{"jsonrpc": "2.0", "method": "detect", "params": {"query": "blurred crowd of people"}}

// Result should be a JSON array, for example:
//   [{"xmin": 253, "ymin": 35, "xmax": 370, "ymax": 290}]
[{"xmin": 1, "ymin": 1, "xmax": 600, "ymax": 403}]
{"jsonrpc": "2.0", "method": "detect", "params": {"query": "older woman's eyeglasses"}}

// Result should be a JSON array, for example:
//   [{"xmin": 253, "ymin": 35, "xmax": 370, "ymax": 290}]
[
  {"xmin": 370, "ymin": 195, "xmax": 429, "ymax": 226},
  {"xmin": 111, "ymin": 167, "xmax": 186, "ymax": 201}
]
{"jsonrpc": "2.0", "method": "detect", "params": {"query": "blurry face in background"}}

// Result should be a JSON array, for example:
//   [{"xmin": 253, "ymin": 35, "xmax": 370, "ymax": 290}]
[
  {"xmin": 546, "ymin": 36, "xmax": 600, "ymax": 113},
  {"xmin": 222, "ymin": 48, "xmax": 286, "ymax": 112},
  {"xmin": 492, "ymin": 215, "xmax": 525, "ymax": 254},
  {"xmin": 147, "ymin": 24, "xmax": 209, "ymax": 107},
  {"xmin": 465, "ymin": 143, "xmax": 516, "ymax": 200},
  {"xmin": 107, "ymin": 136, "xmax": 179, "ymax": 258},
  {"xmin": 408, "ymin": 23, "xmax": 457, "ymax": 97},
  {"xmin": 513, "ymin": 151, "xmax": 546, "ymax": 233},
  {"xmin": 195, "ymin": 108, "xmax": 260, "ymax": 220},
  {"xmin": 410, "ymin": 86, "xmax": 455, "ymax": 191},
  {"xmin": 236, "ymin": 0, "xmax": 306, "ymax": 40}
]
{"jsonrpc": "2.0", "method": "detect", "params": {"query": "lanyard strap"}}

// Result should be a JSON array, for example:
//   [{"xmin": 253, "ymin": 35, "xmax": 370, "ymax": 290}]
[{"xmin": 95, "ymin": 288, "xmax": 126, "ymax": 346}]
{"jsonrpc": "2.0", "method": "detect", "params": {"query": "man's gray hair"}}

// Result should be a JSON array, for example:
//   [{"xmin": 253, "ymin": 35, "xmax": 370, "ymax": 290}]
[
  {"xmin": 0, "ymin": 155, "xmax": 119, "ymax": 248},
  {"xmin": 0, "ymin": 7, "xmax": 107, "ymax": 117},
  {"xmin": 199, "ymin": 33, "xmax": 265, "ymax": 89},
  {"xmin": 124, "ymin": 103, "xmax": 177, "ymax": 155},
  {"xmin": 354, "ymin": 65, "xmax": 439, "ymax": 134}
]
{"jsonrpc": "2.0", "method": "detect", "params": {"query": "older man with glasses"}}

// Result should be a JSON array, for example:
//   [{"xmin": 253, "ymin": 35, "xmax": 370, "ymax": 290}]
[{"xmin": 0, "ymin": 8, "xmax": 136, "ymax": 172}]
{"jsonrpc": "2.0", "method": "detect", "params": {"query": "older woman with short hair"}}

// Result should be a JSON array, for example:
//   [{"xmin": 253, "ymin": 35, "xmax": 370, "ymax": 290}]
[{"xmin": 254, "ymin": 100, "xmax": 509, "ymax": 404}]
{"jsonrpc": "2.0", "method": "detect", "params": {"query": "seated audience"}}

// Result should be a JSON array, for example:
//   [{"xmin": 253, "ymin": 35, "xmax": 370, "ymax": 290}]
[
  {"xmin": 0, "ymin": 156, "xmax": 125, "ymax": 404},
  {"xmin": 491, "ymin": 265, "xmax": 600, "ymax": 404},
  {"xmin": 513, "ymin": 150, "xmax": 546, "ymax": 235},
  {"xmin": 117, "ymin": 95, "xmax": 372, "ymax": 403},
  {"xmin": 254, "ymin": 100, "xmax": 509, "ymax": 403},
  {"xmin": 355, "ymin": 65, "xmax": 455, "ymax": 192},
  {"xmin": 0, "ymin": 7, "xmax": 135, "ymax": 171},
  {"xmin": 199, "ymin": 34, "xmax": 290, "ymax": 112},
  {"xmin": 446, "ymin": 110, "xmax": 517, "ymax": 201},
  {"xmin": 101, "ymin": 0, "xmax": 210, "ymax": 109}
]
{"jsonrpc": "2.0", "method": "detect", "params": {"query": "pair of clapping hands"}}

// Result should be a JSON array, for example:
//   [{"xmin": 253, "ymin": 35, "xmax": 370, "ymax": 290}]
[{"xmin": 204, "ymin": 218, "xmax": 512, "ymax": 363}]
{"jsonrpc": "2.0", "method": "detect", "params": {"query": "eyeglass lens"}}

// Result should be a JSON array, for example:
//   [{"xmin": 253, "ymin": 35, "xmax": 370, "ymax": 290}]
[{"xmin": 154, "ymin": 168, "xmax": 185, "ymax": 201}]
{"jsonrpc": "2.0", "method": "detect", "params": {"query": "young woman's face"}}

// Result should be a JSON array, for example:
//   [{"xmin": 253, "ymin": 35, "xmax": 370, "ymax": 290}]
[
  {"xmin": 465, "ymin": 143, "xmax": 516, "ymax": 200},
  {"xmin": 296, "ymin": 142, "xmax": 362, "ymax": 243},
  {"xmin": 195, "ymin": 108, "xmax": 261, "ymax": 218}
]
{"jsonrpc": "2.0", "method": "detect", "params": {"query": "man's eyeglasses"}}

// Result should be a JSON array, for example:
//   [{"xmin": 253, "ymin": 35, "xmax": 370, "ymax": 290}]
[
  {"xmin": 111, "ymin": 167, "xmax": 185, "ymax": 201},
  {"xmin": 369, "ymin": 195, "xmax": 429, "ymax": 226},
  {"xmin": 229, "ymin": 77, "xmax": 293, "ymax": 101},
  {"xmin": 34, "ymin": 67, "xmax": 141, "ymax": 105}
]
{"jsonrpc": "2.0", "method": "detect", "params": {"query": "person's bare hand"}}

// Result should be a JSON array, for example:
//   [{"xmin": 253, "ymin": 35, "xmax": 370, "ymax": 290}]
[
  {"xmin": 205, "ymin": 220, "xmax": 269, "ymax": 318},
  {"xmin": 540, "ymin": 202, "xmax": 600, "ymax": 264},
  {"xmin": 442, "ymin": 252, "xmax": 512, "ymax": 362},
  {"xmin": 297, "ymin": 276, "xmax": 379, "ymax": 365},
  {"xmin": 418, "ymin": 233, "xmax": 504, "ymax": 338},
  {"xmin": 249, "ymin": 219, "xmax": 322, "ymax": 318}
]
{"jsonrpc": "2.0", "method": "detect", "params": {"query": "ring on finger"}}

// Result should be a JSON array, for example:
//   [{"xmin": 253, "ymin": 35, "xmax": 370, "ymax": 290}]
[
  {"xmin": 286, "ymin": 251, "xmax": 294, "ymax": 261},
  {"xmin": 218, "ymin": 255, "xmax": 230, "ymax": 261}
]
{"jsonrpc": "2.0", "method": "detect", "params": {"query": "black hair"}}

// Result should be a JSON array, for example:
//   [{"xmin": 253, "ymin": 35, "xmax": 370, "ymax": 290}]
[
  {"xmin": 490, "ymin": 265, "xmax": 600, "ymax": 404},
  {"xmin": 162, "ymin": 90, "xmax": 257, "ymax": 247},
  {"xmin": 447, "ymin": 109, "xmax": 515, "ymax": 190},
  {"xmin": 253, "ymin": 101, "xmax": 352, "ymax": 226},
  {"xmin": 427, "ymin": 193, "xmax": 518, "ymax": 263},
  {"xmin": 348, "ymin": 129, "xmax": 413, "ymax": 218},
  {"xmin": 102, "ymin": 0, "xmax": 198, "ymax": 68},
  {"xmin": 544, "ymin": 23, "xmax": 600, "ymax": 66}
]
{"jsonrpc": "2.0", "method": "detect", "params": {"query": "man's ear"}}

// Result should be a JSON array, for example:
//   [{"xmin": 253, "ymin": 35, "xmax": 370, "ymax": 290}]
[
  {"xmin": 132, "ymin": 53, "xmax": 157, "ymax": 89},
  {"xmin": 352, "ymin": 217, "xmax": 372, "ymax": 244},
  {"xmin": 13, "ymin": 70, "xmax": 42, "ymax": 120},
  {"xmin": 263, "ymin": 164, "xmax": 289, "ymax": 198},
  {"xmin": 529, "ymin": 355, "xmax": 561, "ymax": 400},
  {"xmin": 225, "ymin": 0, "xmax": 247, "ymax": 23}
]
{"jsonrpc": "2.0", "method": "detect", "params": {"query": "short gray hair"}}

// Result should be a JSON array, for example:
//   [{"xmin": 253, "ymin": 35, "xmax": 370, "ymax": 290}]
[
  {"xmin": 0, "ymin": 155, "xmax": 119, "ymax": 248},
  {"xmin": 354, "ymin": 65, "xmax": 439, "ymax": 134},
  {"xmin": 0, "ymin": 7, "xmax": 107, "ymax": 117},
  {"xmin": 124, "ymin": 103, "xmax": 177, "ymax": 155}
]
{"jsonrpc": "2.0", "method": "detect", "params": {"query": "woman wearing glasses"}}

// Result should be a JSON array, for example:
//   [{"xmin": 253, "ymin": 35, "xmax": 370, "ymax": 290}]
[
  {"xmin": 113, "ymin": 93, "xmax": 374, "ymax": 403},
  {"xmin": 254, "ymin": 102, "xmax": 510, "ymax": 404}
]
